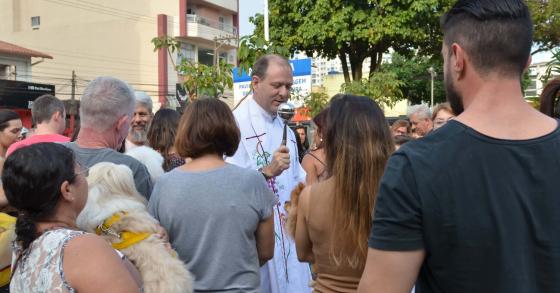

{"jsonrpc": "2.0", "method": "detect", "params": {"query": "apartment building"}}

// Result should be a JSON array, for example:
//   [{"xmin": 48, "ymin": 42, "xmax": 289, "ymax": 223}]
[
  {"xmin": 525, "ymin": 61, "xmax": 558, "ymax": 98},
  {"xmin": 0, "ymin": 0, "xmax": 238, "ymax": 108}
]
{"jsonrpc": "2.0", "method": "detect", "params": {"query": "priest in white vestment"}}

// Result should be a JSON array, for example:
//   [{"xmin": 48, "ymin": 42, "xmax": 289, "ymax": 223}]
[{"xmin": 227, "ymin": 54, "xmax": 312, "ymax": 293}]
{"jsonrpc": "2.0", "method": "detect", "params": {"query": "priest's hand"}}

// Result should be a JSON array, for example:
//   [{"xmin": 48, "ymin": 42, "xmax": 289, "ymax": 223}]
[{"xmin": 263, "ymin": 146, "xmax": 291, "ymax": 177}]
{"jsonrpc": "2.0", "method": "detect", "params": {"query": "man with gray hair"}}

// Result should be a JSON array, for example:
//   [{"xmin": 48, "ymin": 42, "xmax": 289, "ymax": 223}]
[
  {"xmin": 125, "ymin": 91, "xmax": 154, "ymax": 151},
  {"xmin": 64, "ymin": 76, "xmax": 153, "ymax": 199},
  {"xmin": 407, "ymin": 104, "xmax": 433, "ymax": 137},
  {"xmin": 6, "ymin": 94, "xmax": 70, "ymax": 156}
]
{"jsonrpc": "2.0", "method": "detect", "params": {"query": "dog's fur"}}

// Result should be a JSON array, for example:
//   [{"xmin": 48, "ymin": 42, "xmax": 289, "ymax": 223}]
[
  {"xmin": 284, "ymin": 182, "xmax": 306, "ymax": 239},
  {"xmin": 125, "ymin": 145, "xmax": 165, "ymax": 182},
  {"xmin": 77, "ymin": 162, "xmax": 193, "ymax": 293}
]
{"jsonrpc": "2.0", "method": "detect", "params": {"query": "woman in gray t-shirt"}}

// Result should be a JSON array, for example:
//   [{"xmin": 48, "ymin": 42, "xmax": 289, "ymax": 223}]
[{"xmin": 148, "ymin": 99, "xmax": 276, "ymax": 293}]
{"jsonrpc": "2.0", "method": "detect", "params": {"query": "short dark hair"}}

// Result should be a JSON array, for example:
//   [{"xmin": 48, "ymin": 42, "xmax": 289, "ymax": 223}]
[
  {"xmin": 175, "ymin": 98, "xmax": 240, "ymax": 158},
  {"xmin": 0, "ymin": 110, "xmax": 21, "ymax": 131},
  {"xmin": 441, "ymin": 0, "xmax": 533, "ymax": 77},
  {"xmin": 3, "ymin": 143, "xmax": 76, "ymax": 250},
  {"xmin": 32, "ymin": 94, "xmax": 65, "ymax": 125},
  {"xmin": 251, "ymin": 54, "xmax": 290, "ymax": 80}
]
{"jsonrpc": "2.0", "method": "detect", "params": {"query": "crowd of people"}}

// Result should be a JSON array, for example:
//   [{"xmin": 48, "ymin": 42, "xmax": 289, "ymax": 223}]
[{"xmin": 0, "ymin": 0, "xmax": 559, "ymax": 292}]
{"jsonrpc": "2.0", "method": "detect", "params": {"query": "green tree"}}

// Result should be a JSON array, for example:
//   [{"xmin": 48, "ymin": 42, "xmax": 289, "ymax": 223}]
[
  {"xmin": 152, "ymin": 36, "xmax": 233, "ymax": 102},
  {"xmin": 303, "ymin": 92, "xmax": 330, "ymax": 117},
  {"xmin": 528, "ymin": 0, "xmax": 560, "ymax": 54},
  {"xmin": 340, "ymin": 71, "xmax": 403, "ymax": 108},
  {"xmin": 541, "ymin": 49, "xmax": 560, "ymax": 84},
  {"xmin": 263, "ymin": 0, "xmax": 454, "ymax": 83},
  {"xmin": 382, "ymin": 53, "xmax": 445, "ymax": 105},
  {"xmin": 237, "ymin": 14, "xmax": 291, "ymax": 77}
]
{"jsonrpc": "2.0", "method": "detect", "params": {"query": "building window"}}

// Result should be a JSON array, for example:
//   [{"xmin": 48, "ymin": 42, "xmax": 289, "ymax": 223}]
[
  {"xmin": 218, "ymin": 16, "xmax": 225, "ymax": 30},
  {"xmin": 198, "ymin": 48, "xmax": 214, "ymax": 66},
  {"xmin": 31, "ymin": 16, "xmax": 40, "ymax": 29},
  {"xmin": 524, "ymin": 76, "xmax": 538, "ymax": 97},
  {"xmin": 219, "ymin": 52, "xmax": 227, "ymax": 64},
  {"xmin": 178, "ymin": 44, "xmax": 196, "ymax": 64}
]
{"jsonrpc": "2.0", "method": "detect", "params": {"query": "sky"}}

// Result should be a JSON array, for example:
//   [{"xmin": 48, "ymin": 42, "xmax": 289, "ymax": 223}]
[
  {"xmin": 236, "ymin": 1, "xmax": 553, "ymax": 63},
  {"xmin": 239, "ymin": 0, "xmax": 264, "ymax": 37}
]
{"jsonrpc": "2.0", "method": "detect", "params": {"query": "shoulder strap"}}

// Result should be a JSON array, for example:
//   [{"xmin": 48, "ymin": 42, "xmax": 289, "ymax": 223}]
[{"xmin": 307, "ymin": 151, "xmax": 326, "ymax": 167}]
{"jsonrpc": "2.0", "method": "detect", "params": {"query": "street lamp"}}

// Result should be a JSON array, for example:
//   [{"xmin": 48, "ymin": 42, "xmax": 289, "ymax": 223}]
[{"xmin": 428, "ymin": 66, "xmax": 436, "ymax": 108}]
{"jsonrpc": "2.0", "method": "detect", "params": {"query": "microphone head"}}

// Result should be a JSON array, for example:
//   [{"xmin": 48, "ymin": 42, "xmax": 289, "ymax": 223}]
[{"xmin": 277, "ymin": 102, "xmax": 296, "ymax": 122}]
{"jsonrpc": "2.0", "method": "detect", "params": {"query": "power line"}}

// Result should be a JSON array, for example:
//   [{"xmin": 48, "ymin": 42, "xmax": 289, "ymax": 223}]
[
  {"xmin": 33, "ymin": 62, "xmax": 160, "ymax": 74},
  {"xmin": 40, "ymin": 0, "xmax": 181, "ymax": 27},
  {"xmin": 15, "ymin": 43, "xmax": 163, "ymax": 68},
  {"xmin": 41, "ymin": 0, "xmax": 158, "ymax": 25},
  {"xmin": 65, "ymin": 0, "xmax": 159, "ymax": 21},
  {"xmin": 32, "ymin": 65, "xmax": 159, "ymax": 78}
]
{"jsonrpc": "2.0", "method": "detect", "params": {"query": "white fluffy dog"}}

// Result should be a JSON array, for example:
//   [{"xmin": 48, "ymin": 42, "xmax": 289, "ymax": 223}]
[
  {"xmin": 125, "ymin": 145, "xmax": 165, "ymax": 182},
  {"xmin": 77, "ymin": 162, "xmax": 193, "ymax": 293}
]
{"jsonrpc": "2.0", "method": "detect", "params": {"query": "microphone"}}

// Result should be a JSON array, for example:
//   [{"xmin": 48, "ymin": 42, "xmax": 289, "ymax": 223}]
[{"xmin": 277, "ymin": 102, "xmax": 296, "ymax": 146}]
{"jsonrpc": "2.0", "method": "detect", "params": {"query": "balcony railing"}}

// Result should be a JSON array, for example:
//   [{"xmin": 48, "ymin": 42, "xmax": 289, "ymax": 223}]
[{"xmin": 186, "ymin": 14, "xmax": 238, "ymax": 36}]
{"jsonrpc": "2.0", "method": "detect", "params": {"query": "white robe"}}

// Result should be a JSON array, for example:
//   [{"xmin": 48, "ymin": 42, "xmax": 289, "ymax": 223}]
[{"xmin": 227, "ymin": 97, "xmax": 312, "ymax": 293}]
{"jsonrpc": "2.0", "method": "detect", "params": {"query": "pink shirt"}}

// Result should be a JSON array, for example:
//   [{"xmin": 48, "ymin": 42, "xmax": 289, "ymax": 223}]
[{"xmin": 6, "ymin": 133, "xmax": 70, "ymax": 157}]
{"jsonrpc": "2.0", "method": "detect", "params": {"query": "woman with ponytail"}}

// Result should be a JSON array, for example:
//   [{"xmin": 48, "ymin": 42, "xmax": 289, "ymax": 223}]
[
  {"xmin": 3, "ymin": 143, "xmax": 141, "ymax": 292},
  {"xmin": 294, "ymin": 95, "xmax": 394, "ymax": 292},
  {"xmin": 539, "ymin": 78, "xmax": 560, "ymax": 118}
]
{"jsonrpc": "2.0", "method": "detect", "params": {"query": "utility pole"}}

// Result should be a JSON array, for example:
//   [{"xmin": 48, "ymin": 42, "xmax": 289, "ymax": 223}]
[
  {"xmin": 70, "ymin": 70, "xmax": 76, "ymax": 137},
  {"xmin": 428, "ymin": 66, "xmax": 436, "ymax": 108},
  {"xmin": 264, "ymin": 0, "xmax": 269, "ymax": 42},
  {"xmin": 71, "ymin": 70, "xmax": 76, "ymax": 103}
]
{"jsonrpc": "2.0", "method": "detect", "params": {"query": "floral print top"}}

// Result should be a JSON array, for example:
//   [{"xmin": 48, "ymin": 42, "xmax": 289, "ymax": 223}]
[{"xmin": 10, "ymin": 228, "xmax": 85, "ymax": 293}]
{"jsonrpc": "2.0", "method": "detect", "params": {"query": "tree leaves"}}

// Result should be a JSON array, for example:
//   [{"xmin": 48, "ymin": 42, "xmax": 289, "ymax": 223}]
[
  {"xmin": 264, "ymin": 0, "xmax": 455, "ymax": 81},
  {"xmin": 152, "ymin": 36, "xmax": 233, "ymax": 103},
  {"xmin": 341, "ymin": 71, "xmax": 404, "ymax": 108},
  {"xmin": 304, "ymin": 92, "xmax": 330, "ymax": 117},
  {"xmin": 528, "ymin": 0, "xmax": 560, "ymax": 54},
  {"xmin": 381, "ymin": 52, "xmax": 445, "ymax": 105},
  {"xmin": 541, "ymin": 49, "xmax": 560, "ymax": 84}
]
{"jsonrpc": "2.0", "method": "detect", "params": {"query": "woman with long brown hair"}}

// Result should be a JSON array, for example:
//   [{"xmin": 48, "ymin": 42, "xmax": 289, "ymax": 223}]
[
  {"xmin": 294, "ymin": 95, "xmax": 394, "ymax": 292},
  {"xmin": 147, "ymin": 108, "xmax": 185, "ymax": 171}
]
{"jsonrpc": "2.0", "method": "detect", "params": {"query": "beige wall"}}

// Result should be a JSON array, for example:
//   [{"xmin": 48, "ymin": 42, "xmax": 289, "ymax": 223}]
[{"xmin": 0, "ymin": 0, "xmax": 178, "ymax": 109}]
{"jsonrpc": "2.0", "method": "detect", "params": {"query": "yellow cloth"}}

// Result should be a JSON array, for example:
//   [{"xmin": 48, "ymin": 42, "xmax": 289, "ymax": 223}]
[
  {"xmin": 95, "ymin": 212, "xmax": 151, "ymax": 250},
  {"xmin": 0, "ymin": 213, "xmax": 15, "ymax": 286}
]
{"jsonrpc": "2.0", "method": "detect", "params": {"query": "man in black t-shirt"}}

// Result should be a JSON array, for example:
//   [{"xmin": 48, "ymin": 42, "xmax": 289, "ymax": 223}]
[{"xmin": 358, "ymin": 1, "xmax": 560, "ymax": 293}]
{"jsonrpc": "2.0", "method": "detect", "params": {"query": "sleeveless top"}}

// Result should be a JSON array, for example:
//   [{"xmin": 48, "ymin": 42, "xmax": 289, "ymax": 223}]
[
  {"xmin": 304, "ymin": 179, "xmax": 364, "ymax": 292},
  {"xmin": 305, "ymin": 150, "xmax": 328, "ymax": 182},
  {"xmin": 10, "ymin": 228, "xmax": 85, "ymax": 293}
]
